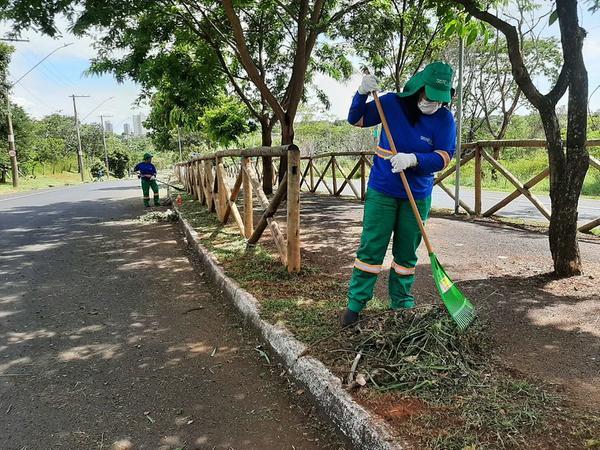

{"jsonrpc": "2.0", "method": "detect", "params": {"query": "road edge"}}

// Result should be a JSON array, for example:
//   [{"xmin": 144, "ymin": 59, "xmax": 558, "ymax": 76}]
[{"xmin": 174, "ymin": 206, "xmax": 404, "ymax": 450}]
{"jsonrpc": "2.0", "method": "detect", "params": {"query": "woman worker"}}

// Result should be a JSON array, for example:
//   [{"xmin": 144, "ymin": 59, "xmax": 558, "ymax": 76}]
[{"xmin": 340, "ymin": 61, "xmax": 457, "ymax": 327}]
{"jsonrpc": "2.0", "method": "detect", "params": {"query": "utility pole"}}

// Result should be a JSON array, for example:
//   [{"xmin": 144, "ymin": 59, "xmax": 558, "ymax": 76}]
[
  {"xmin": 5, "ymin": 95, "xmax": 18, "ymax": 187},
  {"xmin": 99, "ymin": 114, "xmax": 113, "ymax": 178},
  {"xmin": 1, "ymin": 37, "xmax": 29, "ymax": 187},
  {"xmin": 69, "ymin": 94, "xmax": 90, "ymax": 181}
]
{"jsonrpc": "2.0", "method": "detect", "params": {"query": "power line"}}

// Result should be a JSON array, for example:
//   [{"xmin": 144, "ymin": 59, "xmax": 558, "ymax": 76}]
[{"xmin": 82, "ymin": 96, "xmax": 114, "ymax": 121}]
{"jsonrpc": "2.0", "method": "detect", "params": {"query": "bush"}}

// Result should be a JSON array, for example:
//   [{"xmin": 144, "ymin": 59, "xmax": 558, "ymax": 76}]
[
  {"xmin": 90, "ymin": 161, "xmax": 105, "ymax": 179},
  {"xmin": 108, "ymin": 149, "xmax": 130, "ymax": 178}
]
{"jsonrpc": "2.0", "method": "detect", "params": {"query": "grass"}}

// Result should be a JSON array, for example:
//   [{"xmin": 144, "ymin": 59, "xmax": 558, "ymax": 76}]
[
  {"xmin": 172, "ymin": 187, "xmax": 599, "ymax": 449},
  {"xmin": 0, "ymin": 171, "xmax": 89, "ymax": 195}
]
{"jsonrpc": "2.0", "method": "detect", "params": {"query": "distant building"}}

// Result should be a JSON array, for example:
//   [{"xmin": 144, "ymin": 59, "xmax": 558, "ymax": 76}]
[
  {"xmin": 104, "ymin": 120, "xmax": 114, "ymax": 134},
  {"xmin": 123, "ymin": 123, "xmax": 131, "ymax": 135},
  {"xmin": 132, "ymin": 114, "xmax": 147, "ymax": 136}
]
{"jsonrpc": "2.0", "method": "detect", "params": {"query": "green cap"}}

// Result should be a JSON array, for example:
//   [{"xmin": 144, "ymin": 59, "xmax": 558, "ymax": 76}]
[
  {"xmin": 143, "ymin": 152, "xmax": 153, "ymax": 160},
  {"xmin": 397, "ymin": 61, "xmax": 454, "ymax": 103}
]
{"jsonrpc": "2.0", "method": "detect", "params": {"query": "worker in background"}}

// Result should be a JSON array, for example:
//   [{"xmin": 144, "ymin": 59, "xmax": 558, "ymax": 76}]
[
  {"xmin": 340, "ymin": 62, "xmax": 456, "ymax": 327},
  {"xmin": 133, "ymin": 153, "xmax": 160, "ymax": 207}
]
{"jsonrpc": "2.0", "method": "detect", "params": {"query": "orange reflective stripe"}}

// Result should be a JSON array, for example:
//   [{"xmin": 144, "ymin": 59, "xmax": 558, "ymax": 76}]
[
  {"xmin": 434, "ymin": 150, "xmax": 451, "ymax": 168},
  {"xmin": 375, "ymin": 146, "xmax": 394, "ymax": 159},
  {"xmin": 391, "ymin": 261, "xmax": 415, "ymax": 276},
  {"xmin": 354, "ymin": 258, "xmax": 383, "ymax": 274}
]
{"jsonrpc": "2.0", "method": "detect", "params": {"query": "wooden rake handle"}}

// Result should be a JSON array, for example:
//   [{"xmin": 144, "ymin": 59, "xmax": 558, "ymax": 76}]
[{"xmin": 364, "ymin": 71, "xmax": 434, "ymax": 254}]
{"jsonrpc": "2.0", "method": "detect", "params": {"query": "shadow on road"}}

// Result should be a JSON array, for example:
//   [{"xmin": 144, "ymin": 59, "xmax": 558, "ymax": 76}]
[{"xmin": 0, "ymin": 195, "xmax": 345, "ymax": 449}]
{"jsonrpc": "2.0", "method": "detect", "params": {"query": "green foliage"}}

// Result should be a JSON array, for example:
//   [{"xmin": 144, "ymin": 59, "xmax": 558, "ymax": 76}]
[
  {"xmin": 107, "ymin": 148, "xmax": 130, "ymax": 178},
  {"xmin": 0, "ymin": 42, "xmax": 14, "ymax": 93},
  {"xmin": 336, "ymin": 0, "xmax": 453, "ymax": 91},
  {"xmin": 199, "ymin": 96, "xmax": 255, "ymax": 148},
  {"xmin": 89, "ymin": 160, "xmax": 105, "ymax": 179}
]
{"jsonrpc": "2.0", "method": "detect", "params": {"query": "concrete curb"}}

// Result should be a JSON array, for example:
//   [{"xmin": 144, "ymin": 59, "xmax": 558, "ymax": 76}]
[{"xmin": 174, "ymin": 207, "xmax": 404, "ymax": 449}]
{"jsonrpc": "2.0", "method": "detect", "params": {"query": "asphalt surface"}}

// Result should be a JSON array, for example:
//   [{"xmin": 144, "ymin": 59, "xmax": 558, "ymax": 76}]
[{"xmin": 0, "ymin": 180, "xmax": 346, "ymax": 450}]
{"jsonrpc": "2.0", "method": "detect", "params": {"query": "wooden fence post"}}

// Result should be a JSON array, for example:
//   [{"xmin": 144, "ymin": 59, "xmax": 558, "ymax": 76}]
[
  {"xmin": 287, "ymin": 145, "xmax": 301, "ymax": 272},
  {"xmin": 309, "ymin": 157, "xmax": 315, "ymax": 192},
  {"xmin": 191, "ymin": 161, "xmax": 198, "ymax": 200},
  {"xmin": 475, "ymin": 145, "xmax": 482, "ymax": 216},
  {"xmin": 331, "ymin": 155, "xmax": 338, "ymax": 195},
  {"xmin": 242, "ymin": 157, "xmax": 253, "ymax": 239},
  {"xmin": 216, "ymin": 157, "xmax": 227, "ymax": 222}
]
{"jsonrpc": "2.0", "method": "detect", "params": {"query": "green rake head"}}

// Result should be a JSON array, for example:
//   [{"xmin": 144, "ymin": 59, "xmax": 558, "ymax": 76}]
[{"xmin": 430, "ymin": 253, "xmax": 476, "ymax": 330}]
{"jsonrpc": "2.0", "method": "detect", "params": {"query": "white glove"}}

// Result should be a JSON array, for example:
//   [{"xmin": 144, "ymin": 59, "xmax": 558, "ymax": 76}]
[
  {"xmin": 150, "ymin": 175, "xmax": 156, "ymax": 181},
  {"xmin": 358, "ymin": 74, "xmax": 379, "ymax": 95},
  {"xmin": 389, "ymin": 153, "xmax": 418, "ymax": 173}
]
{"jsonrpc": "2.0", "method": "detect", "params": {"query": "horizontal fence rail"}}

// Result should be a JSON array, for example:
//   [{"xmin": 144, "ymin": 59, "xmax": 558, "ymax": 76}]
[
  {"xmin": 297, "ymin": 140, "xmax": 599, "ymax": 233},
  {"xmin": 175, "ymin": 140, "xmax": 599, "ymax": 270}
]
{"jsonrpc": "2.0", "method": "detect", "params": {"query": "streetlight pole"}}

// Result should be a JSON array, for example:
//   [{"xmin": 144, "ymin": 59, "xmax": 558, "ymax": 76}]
[
  {"xmin": 70, "ymin": 94, "xmax": 90, "ymax": 181},
  {"xmin": 5, "ymin": 95, "xmax": 18, "ymax": 187},
  {"xmin": 100, "ymin": 114, "xmax": 113, "ymax": 178}
]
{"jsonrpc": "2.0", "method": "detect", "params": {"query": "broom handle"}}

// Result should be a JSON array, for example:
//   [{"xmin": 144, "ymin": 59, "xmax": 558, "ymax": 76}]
[{"xmin": 369, "ymin": 89, "xmax": 434, "ymax": 254}]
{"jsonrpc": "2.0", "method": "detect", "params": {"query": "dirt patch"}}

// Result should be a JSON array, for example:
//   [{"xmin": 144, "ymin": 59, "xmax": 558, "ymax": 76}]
[{"xmin": 358, "ymin": 393, "xmax": 427, "ymax": 423}]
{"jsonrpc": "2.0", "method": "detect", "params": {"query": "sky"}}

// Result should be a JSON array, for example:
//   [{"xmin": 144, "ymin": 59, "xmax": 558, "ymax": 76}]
[{"xmin": 1, "ymin": 6, "xmax": 600, "ymax": 132}]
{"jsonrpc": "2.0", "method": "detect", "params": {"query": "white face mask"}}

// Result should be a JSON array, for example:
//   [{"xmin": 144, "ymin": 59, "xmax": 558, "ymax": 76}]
[{"xmin": 418, "ymin": 99, "xmax": 441, "ymax": 115}]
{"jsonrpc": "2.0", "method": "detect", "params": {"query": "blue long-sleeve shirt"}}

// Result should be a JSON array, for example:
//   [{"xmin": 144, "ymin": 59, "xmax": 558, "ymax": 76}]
[
  {"xmin": 348, "ymin": 92, "xmax": 456, "ymax": 199},
  {"xmin": 134, "ymin": 162, "xmax": 157, "ymax": 178}
]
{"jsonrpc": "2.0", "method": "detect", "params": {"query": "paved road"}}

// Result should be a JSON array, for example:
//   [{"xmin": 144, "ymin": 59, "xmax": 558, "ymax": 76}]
[
  {"xmin": 309, "ymin": 178, "xmax": 600, "ymax": 225},
  {"xmin": 0, "ymin": 181, "xmax": 345, "ymax": 450}
]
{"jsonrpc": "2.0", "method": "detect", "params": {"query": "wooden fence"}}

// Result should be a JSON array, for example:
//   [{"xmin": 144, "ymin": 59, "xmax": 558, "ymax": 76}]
[
  {"xmin": 175, "ymin": 140, "xmax": 600, "ymax": 271},
  {"xmin": 298, "ymin": 139, "xmax": 600, "ymax": 234},
  {"xmin": 174, "ymin": 145, "xmax": 301, "ymax": 272}
]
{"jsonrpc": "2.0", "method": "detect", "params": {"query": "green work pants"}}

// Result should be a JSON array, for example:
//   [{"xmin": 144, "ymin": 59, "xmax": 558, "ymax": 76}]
[
  {"xmin": 348, "ymin": 188, "xmax": 431, "ymax": 313},
  {"xmin": 141, "ymin": 178, "xmax": 160, "ymax": 206}
]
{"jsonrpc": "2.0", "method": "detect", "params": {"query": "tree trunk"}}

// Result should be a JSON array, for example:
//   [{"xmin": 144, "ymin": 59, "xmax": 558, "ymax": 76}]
[
  {"xmin": 261, "ymin": 119, "xmax": 273, "ymax": 195},
  {"xmin": 279, "ymin": 118, "xmax": 294, "ymax": 183},
  {"xmin": 547, "ymin": 20, "xmax": 589, "ymax": 276}
]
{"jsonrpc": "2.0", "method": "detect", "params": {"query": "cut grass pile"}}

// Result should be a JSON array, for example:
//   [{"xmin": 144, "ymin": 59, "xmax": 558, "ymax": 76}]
[
  {"xmin": 311, "ymin": 307, "xmax": 600, "ymax": 448},
  {"xmin": 172, "ymin": 188, "xmax": 599, "ymax": 449},
  {"xmin": 138, "ymin": 209, "xmax": 178, "ymax": 223}
]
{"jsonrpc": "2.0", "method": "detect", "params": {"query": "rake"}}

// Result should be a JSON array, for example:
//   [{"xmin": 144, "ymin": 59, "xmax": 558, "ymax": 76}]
[
  {"xmin": 155, "ymin": 178, "xmax": 186, "ymax": 192},
  {"xmin": 368, "ymin": 82, "xmax": 476, "ymax": 330}
]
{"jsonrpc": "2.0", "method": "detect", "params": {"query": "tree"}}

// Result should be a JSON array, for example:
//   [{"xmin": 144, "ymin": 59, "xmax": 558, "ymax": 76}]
[
  {"xmin": 446, "ymin": 0, "xmax": 591, "ymax": 276},
  {"xmin": 337, "ymin": 0, "xmax": 452, "ymax": 91},
  {"xmin": 199, "ymin": 95, "xmax": 255, "ymax": 148},
  {"xmin": 459, "ymin": 2, "xmax": 561, "ymax": 147},
  {"xmin": 108, "ymin": 149, "xmax": 130, "ymax": 178}
]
